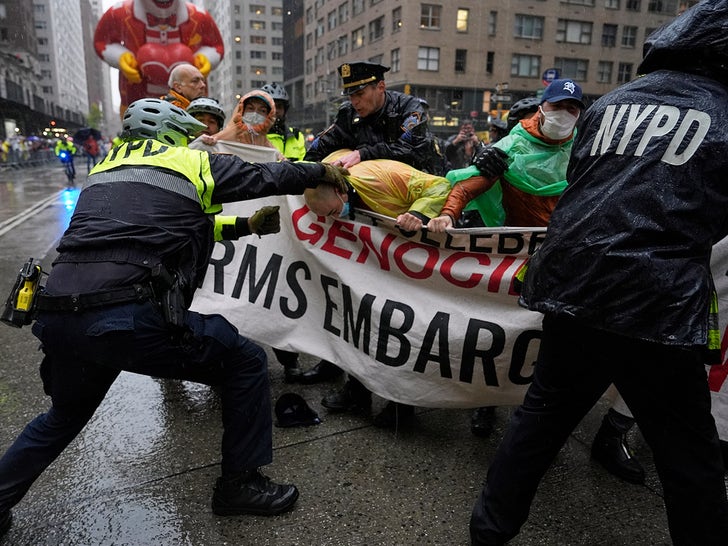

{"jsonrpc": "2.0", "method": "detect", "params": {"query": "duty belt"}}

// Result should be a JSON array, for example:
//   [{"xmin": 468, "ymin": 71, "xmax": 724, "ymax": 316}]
[{"xmin": 35, "ymin": 283, "xmax": 155, "ymax": 313}]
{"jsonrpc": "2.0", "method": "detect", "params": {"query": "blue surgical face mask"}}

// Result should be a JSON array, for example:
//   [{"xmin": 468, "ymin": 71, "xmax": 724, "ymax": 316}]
[{"xmin": 337, "ymin": 193, "xmax": 350, "ymax": 218}]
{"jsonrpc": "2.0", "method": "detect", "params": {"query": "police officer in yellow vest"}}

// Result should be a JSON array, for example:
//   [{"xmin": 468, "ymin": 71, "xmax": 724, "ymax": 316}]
[
  {"xmin": 0, "ymin": 98, "xmax": 349, "ymax": 534},
  {"xmin": 261, "ymin": 83, "xmax": 307, "ymax": 162}
]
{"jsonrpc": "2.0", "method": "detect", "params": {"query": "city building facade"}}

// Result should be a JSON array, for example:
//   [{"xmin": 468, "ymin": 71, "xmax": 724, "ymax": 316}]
[{"xmin": 294, "ymin": 0, "xmax": 697, "ymax": 137}]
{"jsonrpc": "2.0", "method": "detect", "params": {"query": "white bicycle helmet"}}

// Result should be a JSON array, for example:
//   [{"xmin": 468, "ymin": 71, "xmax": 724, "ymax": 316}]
[
  {"xmin": 261, "ymin": 83, "xmax": 290, "ymax": 104},
  {"xmin": 187, "ymin": 97, "xmax": 226, "ymax": 127},
  {"xmin": 122, "ymin": 98, "xmax": 207, "ymax": 146}
]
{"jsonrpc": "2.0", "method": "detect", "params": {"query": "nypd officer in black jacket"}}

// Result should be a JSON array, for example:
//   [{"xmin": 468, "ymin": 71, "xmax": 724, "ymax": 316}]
[
  {"xmin": 298, "ymin": 63, "xmax": 442, "ymax": 423},
  {"xmin": 0, "ymin": 98, "xmax": 349, "ymax": 537}
]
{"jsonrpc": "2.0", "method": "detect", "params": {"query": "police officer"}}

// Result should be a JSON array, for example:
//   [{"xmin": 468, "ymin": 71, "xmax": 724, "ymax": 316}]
[
  {"xmin": 0, "ymin": 98, "xmax": 349, "ymax": 536},
  {"xmin": 304, "ymin": 61, "xmax": 441, "ymax": 427},
  {"xmin": 305, "ymin": 61, "xmax": 441, "ymax": 173},
  {"xmin": 262, "ymin": 82, "xmax": 307, "ymax": 162}
]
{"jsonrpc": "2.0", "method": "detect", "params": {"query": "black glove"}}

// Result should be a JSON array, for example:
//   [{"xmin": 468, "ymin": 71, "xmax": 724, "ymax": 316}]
[
  {"xmin": 320, "ymin": 163, "xmax": 350, "ymax": 194},
  {"xmin": 248, "ymin": 205, "xmax": 280, "ymax": 237},
  {"xmin": 471, "ymin": 146, "xmax": 509, "ymax": 178}
]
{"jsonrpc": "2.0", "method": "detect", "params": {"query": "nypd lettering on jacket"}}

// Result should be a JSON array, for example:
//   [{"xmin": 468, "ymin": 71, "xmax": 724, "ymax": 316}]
[{"xmin": 589, "ymin": 104, "xmax": 711, "ymax": 165}]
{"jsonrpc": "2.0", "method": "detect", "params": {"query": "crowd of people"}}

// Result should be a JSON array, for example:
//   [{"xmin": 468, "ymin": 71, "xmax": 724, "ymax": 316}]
[{"xmin": 2, "ymin": 2, "xmax": 728, "ymax": 541}]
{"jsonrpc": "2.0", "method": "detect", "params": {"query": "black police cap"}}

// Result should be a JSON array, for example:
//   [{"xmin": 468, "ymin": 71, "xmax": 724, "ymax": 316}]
[{"xmin": 338, "ymin": 61, "xmax": 390, "ymax": 96}]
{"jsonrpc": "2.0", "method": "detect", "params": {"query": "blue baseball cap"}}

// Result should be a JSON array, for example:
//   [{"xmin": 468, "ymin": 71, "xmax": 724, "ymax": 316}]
[{"xmin": 540, "ymin": 79, "xmax": 585, "ymax": 109}]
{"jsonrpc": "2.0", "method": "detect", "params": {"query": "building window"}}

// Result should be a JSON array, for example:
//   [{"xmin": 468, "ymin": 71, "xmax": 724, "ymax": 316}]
[
  {"xmin": 352, "ymin": 27, "xmax": 365, "ymax": 50},
  {"xmin": 626, "ymin": 0, "xmax": 641, "ymax": 10},
  {"xmin": 455, "ymin": 49, "xmax": 467, "ymax": 73},
  {"xmin": 272, "ymin": 37, "xmax": 283, "ymax": 46},
  {"xmin": 617, "ymin": 62, "xmax": 633, "ymax": 83},
  {"xmin": 251, "ymin": 66, "xmax": 267, "ymax": 75},
  {"xmin": 250, "ymin": 51, "xmax": 266, "ymax": 59},
  {"xmin": 251, "ymin": 80, "xmax": 266, "ymax": 89},
  {"xmin": 601, "ymin": 24, "xmax": 617, "ymax": 47},
  {"xmin": 486, "ymin": 51, "xmax": 494, "ymax": 74},
  {"xmin": 236, "ymin": 66, "xmax": 242, "ymax": 75},
  {"xmin": 597, "ymin": 61, "xmax": 613, "ymax": 83},
  {"xmin": 554, "ymin": 57, "xmax": 589, "ymax": 80},
  {"xmin": 250, "ymin": 20, "xmax": 265, "ymax": 30},
  {"xmin": 272, "ymin": 22, "xmax": 283, "ymax": 31},
  {"xmin": 562, "ymin": 0, "xmax": 595, "ymax": 5},
  {"xmin": 622, "ymin": 25, "xmax": 637, "ymax": 47},
  {"xmin": 511, "ymin": 54, "xmax": 540, "ymax": 77},
  {"xmin": 328, "ymin": 10, "xmax": 337, "ymax": 30},
  {"xmin": 339, "ymin": 2, "xmax": 349, "ymax": 24},
  {"xmin": 648, "ymin": 0, "xmax": 676, "ymax": 12},
  {"xmin": 556, "ymin": 19, "xmax": 593, "ymax": 44},
  {"xmin": 514, "ymin": 14, "xmax": 544, "ymax": 39},
  {"xmin": 306, "ymin": 33, "xmax": 313, "ymax": 49},
  {"xmin": 391, "ymin": 48, "xmax": 400, "ymax": 72},
  {"xmin": 306, "ymin": 58, "xmax": 313, "ymax": 75},
  {"xmin": 250, "ymin": 4, "xmax": 265, "ymax": 15},
  {"xmin": 272, "ymin": 52, "xmax": 283, "ymax": 61},
  {"xmin": 392, "ymin": 7, "xmax": 402, "ymax": 32},
  {"xmin": 369, "ymin": 16, "xmax": 384, "ymax": 42},
  {"xmin": 235, "ymin": 51, "xmax": 241, "ymax": 60},
  {"xmin": 488, "ymin": 11, "xmax": 497, "ymax": 36},
  {"xmin": 316, "ymin": 47, "xmax": 324, "ymax": 67},
  {"xmin": 327, "ymin": 41, "xmax": 337, "ymax": 61},
  {"xmin": 306, "ymin": 7, "xmax": 313, "ymax": 24},
  {"xmin": 417, "ymin": 46, "xmax": 440, "ymax": 71},
  {"xmin": 250, "ymin": 36, "xmax": 266, "ymax": 44},
  {"xmin": 420, "ymin": 4, "xmax": 442, "ymax": 29},
  {"xmin": 456, "ymin": 8, "xmax": 469, "ymax": 32},
  {"xmin": 316, "ymin": 19, "xmax": 324, "ymax": 39},
  {"xmin": 272, "ymin": 7, "xmax": 283, "ymax": 16},
  {"xmin": 605, "ymin": 0, "xmax": 619, "ymax": 7},
  {"xmin": 338, "ymin": 35, "xmax": 348, "ymax": 56},
  {"xmin": 353, "ymin": 0, "xmax": 365, "ymax": 16}
]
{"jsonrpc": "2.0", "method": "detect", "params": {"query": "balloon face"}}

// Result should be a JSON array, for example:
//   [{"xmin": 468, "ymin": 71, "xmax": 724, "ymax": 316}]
[{"xmin": 136, "ymin": 43, "xmax": 195, "ymax": 88}]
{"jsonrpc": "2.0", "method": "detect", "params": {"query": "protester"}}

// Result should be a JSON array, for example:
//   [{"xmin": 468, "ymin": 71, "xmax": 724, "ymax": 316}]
[
  {"xmin": 304, "ymin": 149, "xmax": 450, "ymax": 230},
  {"xmin": 162, "ymin": 63, "xmax": 207, "ymax": 109},
  {"xmin": 470, "ymin": 3, "xmax": 728, "ymax": 543},
  {"xmin": 303, "ymin": 61, "xmax": 442, "ymax": 424},
  {"xmin": 428, "ymin": 78, "xmax": 585, "ymax": 231},
  {"xmin": 208, "ymin": 90, "xmax": 283, "ymax": 159},
  {"xmin": 0, "ymin": 98, "xmax": 350, "ymax": 537}
]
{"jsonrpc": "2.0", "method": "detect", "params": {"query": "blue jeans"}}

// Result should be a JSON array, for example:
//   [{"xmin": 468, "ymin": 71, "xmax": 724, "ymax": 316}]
[
  {"xmin": 470, "ymin": 314, "xmax": 728, "ymax": 546},
  {"xmin": 0, "ymin": 300, "xmax": 272, "ymax": 512}
]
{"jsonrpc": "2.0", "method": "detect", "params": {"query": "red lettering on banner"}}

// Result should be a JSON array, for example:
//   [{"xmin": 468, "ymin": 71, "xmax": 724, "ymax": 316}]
[
  {"xmin": 356, "ymin": 225, "xmax": 396, "ymax": 270},
  {"xmin": 291, "ymin": 206, "xmax": 325, "ymax": 244},
  {"xmin": 440, "ymin": 253, "xmax": 490, "ymax": 289},
  {"xmin": 320, "ymin": 221, "xmax": 358, "ymax": 259},
  {"xmin": 393, "ymin": 242, "xmax": 439, "ymax": 280},
  {"xmin": 290, "ymin": 206, "xmax": 532, "ymax": 293},
  {"xmin": 489, "ymin": 256, "xmax": 517, "ymax": 293},
  {"xmin": 708, "ymin": 325, "xmax": 728, "ymax": 392}
]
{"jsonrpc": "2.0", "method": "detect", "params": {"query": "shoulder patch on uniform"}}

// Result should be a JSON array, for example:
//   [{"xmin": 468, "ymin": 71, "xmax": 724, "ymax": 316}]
[{"xmin": 401, "ymin": 112, "xmax": 423, "ymax": 132}]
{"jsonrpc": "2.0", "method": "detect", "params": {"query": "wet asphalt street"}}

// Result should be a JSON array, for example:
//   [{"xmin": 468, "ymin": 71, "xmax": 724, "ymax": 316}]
[{"xmin": 0, "ymin": 164, "xmax": 682, "ymax": 545}]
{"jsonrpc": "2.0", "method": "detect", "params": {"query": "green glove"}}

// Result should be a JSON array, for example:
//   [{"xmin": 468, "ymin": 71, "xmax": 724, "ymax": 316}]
[
  {"xmin": 320, "ymin": 163, "xmax": 350, "ymax": 193},
  {"xmin": 248, "ymin": 205, "xmax": 280, "ymax": 237}
]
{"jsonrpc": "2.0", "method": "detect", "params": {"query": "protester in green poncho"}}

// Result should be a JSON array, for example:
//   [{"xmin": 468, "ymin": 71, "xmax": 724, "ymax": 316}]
[{"xmin": 427, "ymin": 79, "xmax": 584, "ymax": 230}]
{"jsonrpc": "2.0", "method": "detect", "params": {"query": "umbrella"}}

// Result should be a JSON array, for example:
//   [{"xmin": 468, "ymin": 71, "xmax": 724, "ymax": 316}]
[{"xmin": 73, "ymin": 127, "xmax": 102, "ymax": 142}]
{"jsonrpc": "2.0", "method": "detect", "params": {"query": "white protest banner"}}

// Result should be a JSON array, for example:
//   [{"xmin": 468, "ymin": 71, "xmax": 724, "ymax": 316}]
[{"xmin": 193, "ymin": 196, "xmax": 546, "ymax": 409}]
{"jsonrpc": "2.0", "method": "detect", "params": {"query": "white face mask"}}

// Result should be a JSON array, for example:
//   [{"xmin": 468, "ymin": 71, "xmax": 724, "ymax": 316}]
[
  {"xmin": 242, "ymin": 112, "xmax": 267, "ymax": 127},
  {"xmin": 539, "ymin": 106, "xmax": 579, "ymax": 140}
]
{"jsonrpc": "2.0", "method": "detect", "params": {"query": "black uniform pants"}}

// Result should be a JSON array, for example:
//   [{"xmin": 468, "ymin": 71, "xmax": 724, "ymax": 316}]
[
  {"xmin": 0, "ymin": 300, "xmax": 272, "ymax": 512},
  {"xmin": 470, "ymin": 314, "xmax": 728, "ymax": 546}
]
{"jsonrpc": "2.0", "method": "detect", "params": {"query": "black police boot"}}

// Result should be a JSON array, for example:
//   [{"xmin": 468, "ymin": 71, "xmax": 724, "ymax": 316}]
[
  {"xmin": 321, "ymin": 377, "xmax": 371, "ymax": 413},
  {"xmin": 211, "ymin": 469, "xmax": 299, "ymax": 516},
  {"xmin": 470, "ymin": 406, "xmax": 496, "ymax": 438},
  {"xmin": 0, "ymin": 510, "xmax": 12, "ymax": 538},
  {"xmin": 373, "ymin": 401, "xmax": 415, "ymax": 429},
  {"xmin": 272, "ymin": 349, "xmax": 303, "ymax": 384},
  {"xmin": 299, "ymin": 360, "xmax": 344, "ymax": 385},
  {"xmin": 283, "ymin": 362, "xmax": 303, "ymax": 384},
  {"xmin": 591, "ymin": 408, "xmax": 645, "ymax": 484}
]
